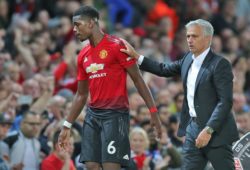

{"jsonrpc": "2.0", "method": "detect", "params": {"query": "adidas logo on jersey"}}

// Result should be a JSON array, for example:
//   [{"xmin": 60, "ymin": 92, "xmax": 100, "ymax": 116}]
[{"xmin": 123, "ymin": 154, "xmax": 129, "ymax": 160}]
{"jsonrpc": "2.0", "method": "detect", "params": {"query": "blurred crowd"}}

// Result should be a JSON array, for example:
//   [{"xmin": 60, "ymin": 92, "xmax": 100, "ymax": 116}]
[{"xmin": 0, "ymin": 0, "xmax": 250, "ymax": 170}]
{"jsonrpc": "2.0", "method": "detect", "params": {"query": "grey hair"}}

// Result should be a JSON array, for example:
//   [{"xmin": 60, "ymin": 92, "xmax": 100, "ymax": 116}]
[{"xmin": 185, "ymin": 19, "xmax": 214, "ymax": 36}]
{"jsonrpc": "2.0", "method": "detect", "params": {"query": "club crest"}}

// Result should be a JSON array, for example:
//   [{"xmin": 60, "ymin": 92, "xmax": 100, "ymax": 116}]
[{"xmin": 99, "ymin": 50, "xmax": 108, "ymax": 59}]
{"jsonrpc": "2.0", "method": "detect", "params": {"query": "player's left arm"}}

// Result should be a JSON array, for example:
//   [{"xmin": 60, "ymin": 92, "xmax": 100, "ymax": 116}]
[{"xmin": 126, "ymin": 64, "xmax": 162, "ymax": 139}]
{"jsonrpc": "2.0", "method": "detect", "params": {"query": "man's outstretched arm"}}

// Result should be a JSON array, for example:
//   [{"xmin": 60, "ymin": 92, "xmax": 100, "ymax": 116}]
[{"xmin": 121, "ymin": 39, "xmax": 182, "ymax": 77}]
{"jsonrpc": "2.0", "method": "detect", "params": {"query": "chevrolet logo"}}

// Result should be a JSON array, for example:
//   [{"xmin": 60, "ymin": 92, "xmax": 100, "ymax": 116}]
[{"xmin": 86, "ymin": 63, "xmax": 104, "ymax": 73}]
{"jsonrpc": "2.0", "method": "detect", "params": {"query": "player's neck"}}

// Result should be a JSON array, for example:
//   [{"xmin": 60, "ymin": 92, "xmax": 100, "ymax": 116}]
[{"xmin": 89, "ymin": 29, "xmax": 104, "ymax": 47}]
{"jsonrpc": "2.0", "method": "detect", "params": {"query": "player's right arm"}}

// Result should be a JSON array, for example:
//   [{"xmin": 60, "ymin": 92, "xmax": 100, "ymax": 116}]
[
  {"xmin": 65, "ymin": 80, "xmax": 88, "ymax": 123},
  {"xmin": 58, "ymin": 80, "xmax": 88, "ymax": 150}
]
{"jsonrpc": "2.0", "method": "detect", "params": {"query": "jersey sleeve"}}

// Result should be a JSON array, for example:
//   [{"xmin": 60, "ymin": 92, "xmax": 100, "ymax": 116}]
[
  {"xmin": 115, "ymin": 41, "xmax": 136, "ymax": 68},
  {"xmin": 77, "ymin": 52, "xmax": 88, "ymax": 81}
]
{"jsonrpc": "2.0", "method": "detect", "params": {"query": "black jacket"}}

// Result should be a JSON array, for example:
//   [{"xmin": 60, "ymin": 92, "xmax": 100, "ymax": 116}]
[{"xmin": 140, "ymin": 50, "xmax": 239, "ymax": 146}]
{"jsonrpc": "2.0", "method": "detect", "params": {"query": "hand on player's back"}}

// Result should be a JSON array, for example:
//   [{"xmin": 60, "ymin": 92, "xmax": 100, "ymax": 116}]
[{"xmin": 120, "ymin": 39, "xmax": 140, "ymax": 59}]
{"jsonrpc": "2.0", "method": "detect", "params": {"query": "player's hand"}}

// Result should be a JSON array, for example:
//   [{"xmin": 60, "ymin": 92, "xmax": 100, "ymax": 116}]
[
  {"xmin": 195, "ymin": 128, "xmax": 212, "ymax": 148},
  {"xmin": 150, "ymin": 113, "xmax": 162, "ymax": 140},
  {"xmin": 120, "ymin": 39, "xmax": 140, "ymax": 59},
  {"xmin": 58, "ymin": 127, "xmax": 71, "ymax": 151}
]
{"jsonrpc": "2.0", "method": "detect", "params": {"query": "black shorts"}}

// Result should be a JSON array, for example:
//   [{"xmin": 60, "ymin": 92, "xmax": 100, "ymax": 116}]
[{"xmin": 79, "ymin": 112, "xmax": 130, "ymax": 167}]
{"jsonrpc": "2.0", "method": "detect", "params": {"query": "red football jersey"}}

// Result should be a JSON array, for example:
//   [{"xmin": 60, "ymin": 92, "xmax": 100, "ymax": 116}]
[{"xmin": 77, "ymin": 34, "xmax": 136, "ymax": 110}]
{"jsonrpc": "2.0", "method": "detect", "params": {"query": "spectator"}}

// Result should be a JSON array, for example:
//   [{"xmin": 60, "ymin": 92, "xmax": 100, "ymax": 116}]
[
  {"xmin": 157, "ymin": 104, "xmax": 171, "ymax": 126},
  {"xmin": 233, "ymin": 92, "xmax": 250, "ymax": 114},
  {"xmin": 128, "ymin": 91, "xmax": 145, "ymax": 117},
  {"xmin": 41, "ymin": 130, "xmax": 76, "ymax": 170},
  {"xmin": 145, "ymin": 0, "xmax": 179, "ymax": 40},
  {"xmin": 211, "ymin": 0, "xmax": 238, "ymax": 35},
  {"xmin": 167, "ymin": 115, "xmax": 183, "ymax": 151},
  {"xmin": 136, "ymin": 104, "xmax": 151, "ymax": 124},
  {"xmin": 129, "ymin": 127, "xmax": 150, "ymax": 170},
  {"xmin": 146, "ymin": 127, "xmax": 164, "ymax": 170},
  {"xmin": 0, "ymin": 0, "xmax": 10, "ymax": 29},
  {"xmin": 157, "ymin": 125, "xmax": 182, "ymax": 169},
  {"xmin": 235, "ymin": 111, "xmax": 250, "ymax": 135},
  {"xmin": 22, "ymin": 78, "xmax": 41, "ymax": 100},
  {"xmin": 211, "ymin": 35, "xmax": 223, "ymax": 55},
  {"xmin": 170, "ymin": 92, "xmax": 184, "ymax": 117},
  {"xmin": 4, "ymin": 111, "xmax": 41, "ymax": 170},
  {"xmin": 0, "ymin": 113, "xmax": 13, "ymax": 169},
  {"xmin": 104, "ymin": 0, "xmax": 134, "ymax": 28}
]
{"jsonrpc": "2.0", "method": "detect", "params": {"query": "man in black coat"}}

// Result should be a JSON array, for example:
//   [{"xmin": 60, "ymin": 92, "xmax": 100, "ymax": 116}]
[{"xmin": 121, "ymin": 19, "xmax": 239, "ymax": 170}]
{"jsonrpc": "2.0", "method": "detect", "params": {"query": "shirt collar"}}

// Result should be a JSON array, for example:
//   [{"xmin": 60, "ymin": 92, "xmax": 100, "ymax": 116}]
[{"xmin": 192, "ymin": 47, "xmax": 210, "ymax": 66}]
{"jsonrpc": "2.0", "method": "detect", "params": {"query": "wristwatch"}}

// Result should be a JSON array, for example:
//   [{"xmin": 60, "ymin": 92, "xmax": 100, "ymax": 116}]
[{"xmin": 205, "ymin": 126, "xmax": 214, "ymax": 134}]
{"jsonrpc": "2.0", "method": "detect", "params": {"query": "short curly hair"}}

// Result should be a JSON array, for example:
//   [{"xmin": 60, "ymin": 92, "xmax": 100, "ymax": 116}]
[{"xmin": 73, "ymin": 5, "xmax": 99, "ymax": 21}]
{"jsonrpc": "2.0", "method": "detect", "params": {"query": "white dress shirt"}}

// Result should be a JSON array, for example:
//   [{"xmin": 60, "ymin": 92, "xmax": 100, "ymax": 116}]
[
  {"xmin": 187, "ymin": 48, "xmax": 210, "ymax": 117},
  {"xmin": 138, "ymin": 48, "xmax": 210, "ymax": 118}
]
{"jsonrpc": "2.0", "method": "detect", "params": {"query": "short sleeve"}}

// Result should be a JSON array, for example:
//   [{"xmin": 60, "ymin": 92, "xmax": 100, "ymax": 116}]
[
  {"xmin": 77, "ymin": 51, "xmax": 88, "ymax": 81},
  {"xmin": 115, "ymin": 42, "xmax": 136, "ymax": 68},
  {"xmin": 77, "ymin": 53, "xmax": 88, "ymax": 81}
]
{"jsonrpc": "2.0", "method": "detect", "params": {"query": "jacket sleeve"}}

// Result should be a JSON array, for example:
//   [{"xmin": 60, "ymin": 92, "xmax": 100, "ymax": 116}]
[
  {"xmin": 139, "ymin": 57, "xmax": 183, "ymax": 77},
  {"xmin": 206, "ymin": 58, "xmax": 233, "ymax": 132}
]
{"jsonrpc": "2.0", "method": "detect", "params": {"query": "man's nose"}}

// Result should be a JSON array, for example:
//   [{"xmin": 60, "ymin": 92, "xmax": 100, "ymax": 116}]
[
  {"xmin": 73, "ymin": 26, "xmax": 77, "ymax": 32},
  {"xmin": 188, "ymin": 39, "xmax": 193, "ymax": 45}
]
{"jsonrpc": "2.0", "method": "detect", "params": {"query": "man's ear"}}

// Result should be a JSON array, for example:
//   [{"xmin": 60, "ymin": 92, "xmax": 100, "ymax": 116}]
[
  {"xmin": 206, "ymin": 35, "xmax": 212, "ymax": 46},
  {"xmin": 55, "ymin": 143, "xmax": 60, "ymax": 151},
  {"xmin": 88, "ymin": 19, "xmax": 96, "ymax": 29}
]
